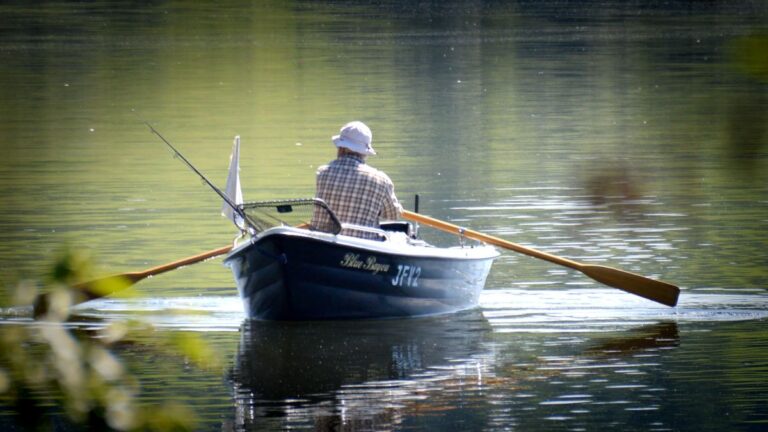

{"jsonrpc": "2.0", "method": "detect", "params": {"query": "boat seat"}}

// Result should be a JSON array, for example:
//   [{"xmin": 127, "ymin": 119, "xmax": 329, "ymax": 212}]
[{"xmin": 380, "ymin": 221, "xmax": 417, "ymax": 238}]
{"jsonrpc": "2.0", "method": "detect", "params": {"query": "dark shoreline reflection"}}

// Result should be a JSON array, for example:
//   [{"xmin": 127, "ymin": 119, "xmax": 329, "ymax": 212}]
[
  {"xmin": 229, "ymin": 310, "xmax": 493, "ymax": 430},
  {"xmin": 585, "ymin": 321, "xmax": 680, "ymax": 355}
]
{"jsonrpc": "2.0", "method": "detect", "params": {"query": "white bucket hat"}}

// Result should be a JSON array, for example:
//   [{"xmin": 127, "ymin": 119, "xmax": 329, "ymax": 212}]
[{"xmin": 332, "ymin": 121, "xmax": 376, "ymax": 156}]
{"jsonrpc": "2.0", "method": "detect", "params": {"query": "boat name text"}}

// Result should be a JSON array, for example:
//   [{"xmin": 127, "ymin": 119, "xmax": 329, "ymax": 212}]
[{"xmin": 340, "ymin": 253, "xmax": 390, "ymax": 275}]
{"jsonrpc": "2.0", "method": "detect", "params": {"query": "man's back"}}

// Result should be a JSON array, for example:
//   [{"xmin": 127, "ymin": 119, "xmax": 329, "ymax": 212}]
[{"xmin": 312, "ymin": 154, "xmax": 401, "ymax": 239}]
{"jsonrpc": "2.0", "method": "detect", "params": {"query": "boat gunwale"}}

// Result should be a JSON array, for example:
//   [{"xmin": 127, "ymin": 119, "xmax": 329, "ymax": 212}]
[{"xmin": 223, "ymin": 226, "xmax": 500, "ymax": 263}]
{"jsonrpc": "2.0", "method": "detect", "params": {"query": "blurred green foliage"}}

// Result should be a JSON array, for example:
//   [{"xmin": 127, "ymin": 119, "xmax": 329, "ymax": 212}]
[{"xmin": 0, "ymin": 249, "xmax": 222, "ymax": 431}]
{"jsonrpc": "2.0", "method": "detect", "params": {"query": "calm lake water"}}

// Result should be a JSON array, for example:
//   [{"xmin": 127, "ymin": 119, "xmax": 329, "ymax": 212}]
[{"xmin": 1, "ymin": 0, "xmax": 767, "ymax": 430}]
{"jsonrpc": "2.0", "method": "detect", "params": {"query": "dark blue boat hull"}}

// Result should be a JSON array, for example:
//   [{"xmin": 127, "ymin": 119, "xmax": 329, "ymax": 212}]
[{"xmin": 224, "ymin": 229, "xmax": 497, "ymax": 320}]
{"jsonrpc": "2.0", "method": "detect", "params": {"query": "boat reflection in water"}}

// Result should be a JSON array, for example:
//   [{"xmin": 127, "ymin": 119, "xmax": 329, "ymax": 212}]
[{"xmin": 229, "ymin": 310, "xmax": 493, "ymax": 430}]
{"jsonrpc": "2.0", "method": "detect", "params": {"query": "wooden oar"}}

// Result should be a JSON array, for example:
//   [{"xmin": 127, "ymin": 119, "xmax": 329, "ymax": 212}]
[
  {"xmin": 402, "ymin": 210, "xmax": 680, "ymax": 307},
  {"xmin": 33, "ymin": 245, "xmax": 233, "ymax": 317}
]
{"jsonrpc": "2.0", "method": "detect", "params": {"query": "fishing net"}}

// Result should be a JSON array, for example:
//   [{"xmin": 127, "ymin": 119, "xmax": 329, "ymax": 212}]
[{"xmin": 239, "ymin": 198, "xmax": 342, "ymax": 234}]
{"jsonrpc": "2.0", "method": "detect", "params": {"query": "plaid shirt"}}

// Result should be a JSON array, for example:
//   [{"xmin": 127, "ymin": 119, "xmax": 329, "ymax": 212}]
[{"xmin": 312, "ymin": 154, "xmax": 402, "ymax": 239}]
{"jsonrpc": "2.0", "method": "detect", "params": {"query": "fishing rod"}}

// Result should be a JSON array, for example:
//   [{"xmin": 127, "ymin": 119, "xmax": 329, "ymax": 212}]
[
  {"xmin": 142, "ymin": 121, "xmax": 251, "ymax": 228},
  {"xmin": 33, "ymin": 121, "xmax": 249, "ymax": 318}
]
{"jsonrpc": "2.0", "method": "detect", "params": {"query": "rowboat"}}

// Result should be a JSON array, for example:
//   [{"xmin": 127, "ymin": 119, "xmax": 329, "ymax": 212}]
[{"xmin": 223, "ymin": 199, "xmax": 499, "ymax": 320}]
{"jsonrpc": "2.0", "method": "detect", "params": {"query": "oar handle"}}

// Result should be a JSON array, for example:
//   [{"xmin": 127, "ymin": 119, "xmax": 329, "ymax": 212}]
[
  {"xmin": 402, "ymin": 210, "xmax": 581, "ymax": 270},
  {"xmin": 140, "ymin": 245, "xmax": 233, "ymax": 278}
]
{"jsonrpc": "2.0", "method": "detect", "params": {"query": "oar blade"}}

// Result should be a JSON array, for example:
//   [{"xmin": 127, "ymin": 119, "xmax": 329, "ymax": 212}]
[{"xmin": 580, "ymin": 265, "xmax": 680, "ymax": 307}]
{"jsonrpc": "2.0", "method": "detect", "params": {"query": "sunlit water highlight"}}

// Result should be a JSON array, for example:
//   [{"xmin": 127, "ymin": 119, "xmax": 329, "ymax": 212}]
[
  {"xmin": 6, "ymin": 287, "xmax": 766, "ymax": 332},
  {"xmin": 28, "ymin": 289, "xmax": 765, "ymax": 332}
]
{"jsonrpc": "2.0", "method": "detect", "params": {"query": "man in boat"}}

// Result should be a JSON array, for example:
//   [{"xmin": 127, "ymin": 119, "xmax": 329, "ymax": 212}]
[{"xmin": 311, "ymin": 121, "xmax": 403, "ymax": 239}]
